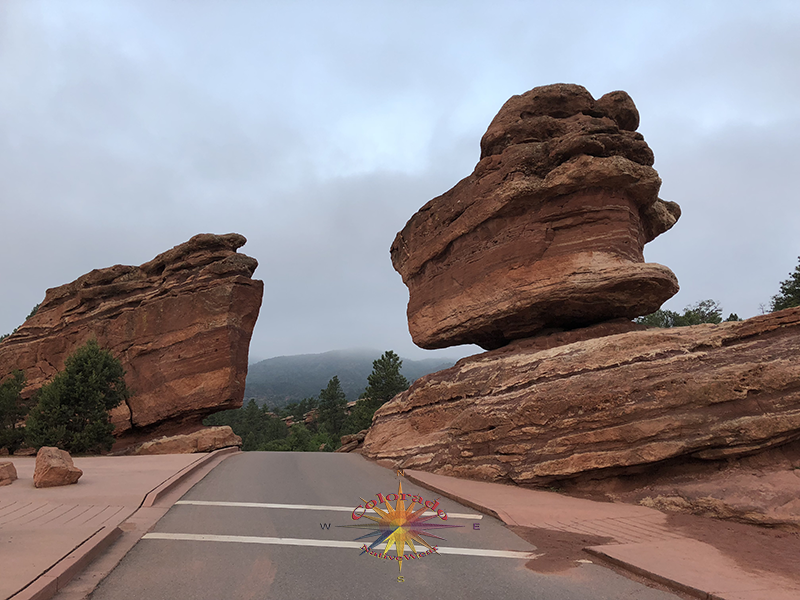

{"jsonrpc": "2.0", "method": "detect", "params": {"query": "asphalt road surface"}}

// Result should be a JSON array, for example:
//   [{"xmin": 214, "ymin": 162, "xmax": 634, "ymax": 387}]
[{"xmin": 90, "ymin": 452, "xmax": 681, "ymax": 600}]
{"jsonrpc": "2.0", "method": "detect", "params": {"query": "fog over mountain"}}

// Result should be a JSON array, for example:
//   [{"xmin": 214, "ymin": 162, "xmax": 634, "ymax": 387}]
[{"xmin": 244, "ymin": 349, "xmax": 456, "ymax": 408}]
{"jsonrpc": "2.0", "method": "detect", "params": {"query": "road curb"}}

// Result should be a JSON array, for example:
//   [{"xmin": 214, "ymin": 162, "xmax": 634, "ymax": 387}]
[
  {"xmin": 141, "ymin": 446, "xmax": 240, "ymax": 507},
  {"xmin": 402, "ymin": 468, "xmax": 708, "ymax": 600},
  {"xmin": 10, "ymin": 526, "xmax": 123, "ymax": 600},
  {"xmin": 402, "ymin": 471, "xmax": 506, "ymax": 522},
  {"xmin": 584, "ymin": 546, "xmax": 709, "ymax": 600},
  {"xmin": 9, "ymin": 447, "xmax": 240, "ymax": 600}
]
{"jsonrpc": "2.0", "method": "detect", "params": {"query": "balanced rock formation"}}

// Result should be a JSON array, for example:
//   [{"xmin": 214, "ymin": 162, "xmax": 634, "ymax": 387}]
[
  {"xmin": 0, "ymin": 461, "xmax": 17, "ymax": 486},
  {"xmin": 392, "ymin": 83, "xmax": 680, "ymax": 350},
  {"xmin": 33, "ymin": 447, "xmax": 82, "ymax": 488},
  {"xmin": 0, "ymin": 234, "xmax": 263, "ymax": 452},
  {"xmin": 369, "ymin": 84, "xmax": 800, "ymax": 528},
  {"xmin": 131, "ymin": 426, "xmax": 242, "ymax": 455},
  {"xmin": 362, "ymin": 307, "xmax": 800, "ymax": 526}
]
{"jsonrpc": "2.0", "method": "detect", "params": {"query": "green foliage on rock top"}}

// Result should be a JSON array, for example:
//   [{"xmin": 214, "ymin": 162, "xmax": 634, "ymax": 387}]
[
  {"xmin": 770, "ymin": 257, "xmax": 800, "ymax": 312},
  {"xmin": 0, "ymin": 370, "xmax": 32, "ymax": 453},
  {"xmin": 636, "ymin": 299, "xmax": 740, "ymax": 328},
  {"xmin": 25, "ymin": 339, "xmax": 130, "ymax": 454},
  {"xmin": 1, "ymin": 303, "xmax": 43, "ymax": 344}
]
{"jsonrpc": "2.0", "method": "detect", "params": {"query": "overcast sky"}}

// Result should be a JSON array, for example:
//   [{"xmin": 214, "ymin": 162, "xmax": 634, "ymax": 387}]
[{"xmin": 1, "ymin": 1, "xmax": 799, "ymax": 363}]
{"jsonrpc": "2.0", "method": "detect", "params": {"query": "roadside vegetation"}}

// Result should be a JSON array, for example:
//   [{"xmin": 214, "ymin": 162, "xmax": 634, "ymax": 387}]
[
  {"xmin": 205, "ymin": 350, "xmax": 410, "ymax": 452},
  {"xmin": 0, "ymin": 339, "xmax": 129, "ymax": 455}
]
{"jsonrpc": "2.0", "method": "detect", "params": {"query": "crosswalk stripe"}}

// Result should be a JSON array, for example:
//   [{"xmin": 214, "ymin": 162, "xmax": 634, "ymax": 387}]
[
  {"xmin": 174, "ymin": 500, "xmax": 483, "ymax": 520},
  {"xmin": 142, "ymin": 532, "xmax": 538, "ymax": 559}
]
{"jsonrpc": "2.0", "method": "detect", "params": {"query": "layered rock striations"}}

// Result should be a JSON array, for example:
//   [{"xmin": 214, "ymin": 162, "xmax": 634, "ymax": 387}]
[
  {"xmin": 0, "ymin": 233, "xmax": 263, "ymax": 451},
  {"xmin": 362, "ymin": 308, "xmax": 800, "ymax": 482},
  {"xmin": 392, "ymin": 83, "xmax": 680, "ymax": 350}
]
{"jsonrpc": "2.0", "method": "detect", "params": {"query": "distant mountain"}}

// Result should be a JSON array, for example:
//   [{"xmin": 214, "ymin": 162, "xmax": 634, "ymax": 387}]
[{"xmin": 243, "ymin": 349, "xmax": 457, "ymax": 408}]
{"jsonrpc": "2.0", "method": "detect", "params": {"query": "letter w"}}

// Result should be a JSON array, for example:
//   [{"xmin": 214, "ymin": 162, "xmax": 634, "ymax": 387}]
[{"xmin": 320, "ymin": 523, "xmax": 331, "ymax": 529}]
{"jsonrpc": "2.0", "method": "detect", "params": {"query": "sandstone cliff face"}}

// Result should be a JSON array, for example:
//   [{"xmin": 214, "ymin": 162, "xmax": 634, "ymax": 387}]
[
  {"xmin": 362, "ymin": 307, "xmax": 800, "ymax": 526},
  {"xmin": 0, "ymin": 233, "xmax": 263, "ymax": 451},
  {"xmin": 392, "ymin": 84, "xmax": 680, "ymax": 350}
]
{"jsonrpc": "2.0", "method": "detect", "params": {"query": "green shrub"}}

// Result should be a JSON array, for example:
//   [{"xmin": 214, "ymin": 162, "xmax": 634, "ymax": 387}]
[
  {"xmin": 0, "ymin": 370, "xmax": 31, "ymax": 453},
  {"xmin": 770, "ymin": 257, "xmax": 800, "ymax": 312},
  {"xmin": 25, "ymin": 339, "xmax": 130, "ymax": 454}
]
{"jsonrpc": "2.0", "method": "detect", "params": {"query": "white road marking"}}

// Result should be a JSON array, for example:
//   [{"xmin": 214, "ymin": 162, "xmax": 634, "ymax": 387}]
[
  {"xmin": 174, "ymin": 500, "xmax": 483, "ymax": 520},
  {"xmin": 142, "ymin": 532, "xmax": 538, "ymax": 559}
]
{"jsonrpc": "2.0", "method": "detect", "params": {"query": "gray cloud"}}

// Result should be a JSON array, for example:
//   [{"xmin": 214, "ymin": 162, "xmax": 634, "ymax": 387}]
[{"xmin": 1, "ymin": 1, "xmax": 798, "ymax": 362}]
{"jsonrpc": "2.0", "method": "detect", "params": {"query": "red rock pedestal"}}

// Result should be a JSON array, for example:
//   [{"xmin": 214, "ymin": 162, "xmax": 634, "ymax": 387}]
[
  {"xmin": 33, "ymin": 447, "xmax": 82, "ymax": 488},
  {"xmin": 361, "ymin": 307, "xmax": 800, "ymax": 526}
]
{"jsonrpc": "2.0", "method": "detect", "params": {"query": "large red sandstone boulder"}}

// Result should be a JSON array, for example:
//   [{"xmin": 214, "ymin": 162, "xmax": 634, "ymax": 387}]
[
  {"xmin": 0, "ymin": 233, "xmax": 263, "ymax": 452},
  {"xmin": 33, "ymin": 447, "xmax": 83, "ymax": 488},
  {"xmin": 0, "ymin": 461, "xmax": 17, "ymax": 486},
  {"xmin": 361, "ymin": 307, "xmax": 800, "ymax": 526},
  {"xmin": 130, "ymin": 426, "xmax": 242, "ymax": 455},
  {"xmin": 392, "ymin": 83, "xmax": 680, "ymax": 350}
]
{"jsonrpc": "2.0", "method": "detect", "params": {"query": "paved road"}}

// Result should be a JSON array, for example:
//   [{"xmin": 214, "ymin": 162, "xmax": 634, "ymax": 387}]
[{"xmin": 90, "ymin": 452, "xmax": 681, "ymax": 600}]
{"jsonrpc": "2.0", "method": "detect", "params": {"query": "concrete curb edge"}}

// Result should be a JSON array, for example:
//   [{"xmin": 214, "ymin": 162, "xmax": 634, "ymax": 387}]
[
  {"xmin": 141, "ymin": 446, "xmax": 240, "ymax": 507},
  {"xmin": 402, "ymin": 471, "xmax": 505, "ymax": 522},
  {"xmin": 403, "ymin": 469, "xmax": 707, "ymax": 600},
  {"xmin": 9, "ymin": 447, "xmax": 241, "ymax": 600},
  {"xmin": 10, "ymin": 526, "xmax": 123, "ymax": 600},
  {"xmin": 584, "ymin": 546, "xmax": 709, "ymax": 600}
]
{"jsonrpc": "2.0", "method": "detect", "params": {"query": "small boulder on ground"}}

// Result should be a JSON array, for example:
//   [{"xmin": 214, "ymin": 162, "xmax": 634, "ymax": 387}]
[
  {"xmin": 0, "ymin": 461, "xmax": 17, "ymax": 486},
  {"xmin": 33, "ymin": 447, "xmax": 83, "ymax": 488}
]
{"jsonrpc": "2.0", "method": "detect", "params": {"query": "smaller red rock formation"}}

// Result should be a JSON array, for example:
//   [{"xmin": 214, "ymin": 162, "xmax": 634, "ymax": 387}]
[
  {"xmin": 0, "ymin": 233, "xmax": 263, "ymax": 452},
  {"xmin": 33, "ymin": 447, "xmax": 82, "ymax": 488},
  {"xmin": 392, "ymin": 83, "xmax": 680, "ymax": 350},
  {"xmin": 130, "ymin": 426, "xmax": 242, "ymax": 455},
  {"xmin": 0, "ymin": 461, "xmax": 17, "ymax": 486}
]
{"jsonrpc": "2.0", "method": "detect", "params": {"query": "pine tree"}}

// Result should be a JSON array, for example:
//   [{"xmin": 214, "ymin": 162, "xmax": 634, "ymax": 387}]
[
  {"xmin": 770, "ymin": 257, "xmax": 800, "ymax": 312},
  {"xmin": 364, "ymin": 351, "xmax": 409, "ymax": 404},
  {"xmin": 25, "ymin": 339, "xmax": 130, "ymax": 454},
  {"xmin": 343, "ymin": 351, "xmax": 410, "ymax": 435},
  {"xmin": 317, "ymin": 376, "xmax": 347, "ymax": 438}
]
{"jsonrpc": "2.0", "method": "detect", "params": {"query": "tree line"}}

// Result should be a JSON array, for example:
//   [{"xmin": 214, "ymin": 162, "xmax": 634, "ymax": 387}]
[
  {"xmin": 204, "ymin": 350, "xmax": 410, "ymax": 452},
  {"xmin": 635, "ymin": 256, "xmax": 800, "ymax": 328}
]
